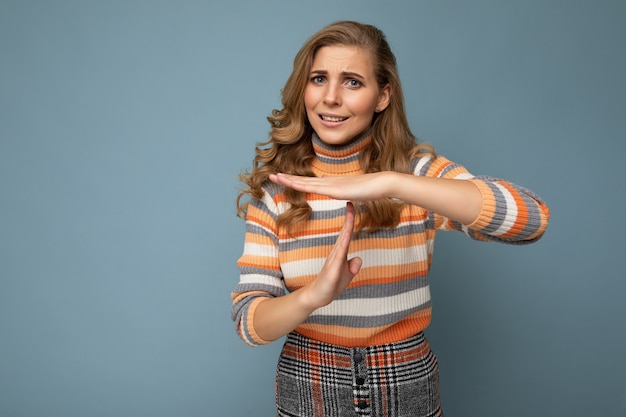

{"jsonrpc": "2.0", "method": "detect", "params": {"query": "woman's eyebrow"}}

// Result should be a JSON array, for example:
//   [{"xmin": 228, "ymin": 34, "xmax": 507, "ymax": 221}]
[{"xmin": 309, "ymin": 69, "xmax": 365, "ymax": 79}]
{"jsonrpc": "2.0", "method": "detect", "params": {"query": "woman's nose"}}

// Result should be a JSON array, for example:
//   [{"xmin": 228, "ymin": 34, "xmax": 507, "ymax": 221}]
[{"xmin": 323, "ymin": 83, "xmax": 341, "ymax": 106}]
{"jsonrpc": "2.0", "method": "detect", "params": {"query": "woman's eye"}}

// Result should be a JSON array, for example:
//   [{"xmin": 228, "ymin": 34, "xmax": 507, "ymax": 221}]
[
  {"xmin": 347, "ymin": 79, "xmax": 361, "ymax": 87},
  {"xmin": 312, "ymin": 76, "xmax": 325, "ymax": 84}
]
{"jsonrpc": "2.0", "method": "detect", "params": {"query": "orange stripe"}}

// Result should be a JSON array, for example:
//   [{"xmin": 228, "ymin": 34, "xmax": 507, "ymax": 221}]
[
  {"xmin": 296, "ymin": 308, "xmax": 432, "ymax": 347},
  {"xmin": 284, "ymin": 266, "xmax": 429, "ymax": 290},
  {"xmin": 500, "ymin": 182, "xmax": 529, "ymax": 238}
]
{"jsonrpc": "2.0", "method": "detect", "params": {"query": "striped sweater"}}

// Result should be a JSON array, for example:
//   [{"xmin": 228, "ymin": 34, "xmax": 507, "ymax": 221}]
[{"xmin": 231, "ymin": 133, "xmax": 550, "ymax": 348}]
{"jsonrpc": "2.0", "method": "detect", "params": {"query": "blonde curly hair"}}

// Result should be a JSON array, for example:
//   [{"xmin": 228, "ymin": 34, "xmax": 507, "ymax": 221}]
[{"xmin": 237, "ymin": 20, "xmax": 434, "ymax": 234}]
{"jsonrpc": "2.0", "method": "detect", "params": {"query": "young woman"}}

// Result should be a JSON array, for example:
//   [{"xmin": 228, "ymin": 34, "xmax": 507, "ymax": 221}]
[{"xmin": 231, "ymin": 20, "xmax": 550, "ymax": 417}]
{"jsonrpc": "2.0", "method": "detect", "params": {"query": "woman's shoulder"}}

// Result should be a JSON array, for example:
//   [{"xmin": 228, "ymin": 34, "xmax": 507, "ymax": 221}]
[
  {"xmin": 260, "ymin": 180, "xmax": 284, "ymax": 197},
  {"xmin": 410, "ymin": 153, "xmax": 451, "ymax": 176}
]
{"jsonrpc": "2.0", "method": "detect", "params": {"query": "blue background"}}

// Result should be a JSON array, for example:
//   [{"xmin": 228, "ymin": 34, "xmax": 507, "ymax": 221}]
[{"xmin": 1, "ymin": 1, "xmax": 625, "ymax": 416}]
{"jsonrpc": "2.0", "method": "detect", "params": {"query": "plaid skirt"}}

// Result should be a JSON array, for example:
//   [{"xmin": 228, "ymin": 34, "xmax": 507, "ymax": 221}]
[{"xmin": 276, "ymin": 332, "xmax": 443, "ymax": 417}]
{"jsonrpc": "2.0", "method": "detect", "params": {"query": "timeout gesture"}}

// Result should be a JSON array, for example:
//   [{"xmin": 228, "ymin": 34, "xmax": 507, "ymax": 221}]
[{"xmin": 269, "ymin": 172, "xmax": 394, "ymax": 202}]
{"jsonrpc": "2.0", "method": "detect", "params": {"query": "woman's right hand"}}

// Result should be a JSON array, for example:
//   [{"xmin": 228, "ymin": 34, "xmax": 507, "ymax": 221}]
[
  {"xmin": 252, "ymin": 202, "xmax": 362, "ymax": 342},
  {"xmin": 300, "ymin": 202, "xmax": 363, "ymax": 310}
]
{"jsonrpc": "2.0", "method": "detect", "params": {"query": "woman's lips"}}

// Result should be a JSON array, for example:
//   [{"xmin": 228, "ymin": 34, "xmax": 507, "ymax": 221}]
[
  {"xmin": 320, "ymin": 114, "xmax": 348, "ymax": 122},
  {"xmin": 319, "ymin": 114, "xmax": 349, "ymax": 126}
]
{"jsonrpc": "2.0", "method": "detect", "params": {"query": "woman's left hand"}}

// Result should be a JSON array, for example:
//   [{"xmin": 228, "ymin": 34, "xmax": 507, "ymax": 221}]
[{"xmin": 269, "ymin": 172, "xmax": 394, "ymax": 201}]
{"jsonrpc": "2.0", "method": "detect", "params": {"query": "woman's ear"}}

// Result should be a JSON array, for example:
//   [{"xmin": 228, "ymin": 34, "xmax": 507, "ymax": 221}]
[
  {"xmin": 376, "ymin": 84, "xmax": 391, "ymax": 112},
  {"xmin": 376, "ymin": 84, "xmax": 391, "ymax": 113}
]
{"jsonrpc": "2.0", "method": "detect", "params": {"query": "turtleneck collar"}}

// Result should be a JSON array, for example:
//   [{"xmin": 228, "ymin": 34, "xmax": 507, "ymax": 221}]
[{"xmin": 311, "ymin": 129, "xmax": 372, "ymax": 176}]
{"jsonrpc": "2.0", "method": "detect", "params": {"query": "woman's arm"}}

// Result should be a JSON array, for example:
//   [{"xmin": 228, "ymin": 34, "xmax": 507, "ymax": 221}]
[
  {"xmin": 251, "ymin": 202, "xmax": 362, "ymax": 342},
  {"xmin": 270, "ymin": 157, "xmax": 550, "ymax": 245},
  {"xmin": 269, "ymin": 172, "xmax": 483, "ymax": 225}
]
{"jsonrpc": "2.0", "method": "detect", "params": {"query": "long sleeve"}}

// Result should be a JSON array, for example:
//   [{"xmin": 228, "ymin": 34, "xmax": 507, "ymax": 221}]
[
  {"xmin": 231, "ymin": 187, "xmax": 285, "ymax": 347},
  {"xmin": 413, "ymin": 155, "xmax": 550, "ymax": 244}
]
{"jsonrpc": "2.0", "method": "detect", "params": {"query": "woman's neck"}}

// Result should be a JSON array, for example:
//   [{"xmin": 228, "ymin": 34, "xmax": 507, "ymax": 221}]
[{"xmin": 311, "ymin": 130, "xmax": 372, "ymax": 176}]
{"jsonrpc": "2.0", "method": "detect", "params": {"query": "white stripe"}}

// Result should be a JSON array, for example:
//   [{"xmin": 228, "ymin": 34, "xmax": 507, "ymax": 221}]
[
  {"xmin": 281, "ymin": 245, "xmax": 430, "ymax": 277},
  {"xmin": 261, "ymin": 191, "xmax": 279, "ymax": 214},
  {"xmin": 352, "ymin": 245, "xmax": 430, "ymax": 267},
  {"xmin": 281, "ymin": 257, "xmax": 326, "ymax": 278},
  {"xmin": 277, "ymin": 197, "xmax": 347, "ymax": 213},
  {"xmin": 276, "ymin": 201, "xmax": 290, "ymax": 213},
  {"xmin": 243, "ymin": 242, "xmax": 277, "ymax": 257},
  {"xmin": 454, "ymin": 173, "xmax": 474, "ymax": 180},
  {"xmin": 239, "ymin": 273, "xmax": 283, "ymax": 287},
  {"xmin": 413, "ymin": 155, "xmax": 432, "ymax": 174},
  {"xmin": 491, "ymin": 183, "xmax": 517, "ymax": 236},
  {"xmin": 239, "ymin": 322, "xmax": 257, "ymax": 347},
  {"xmin": 281, "ymin": 240, "xmax": 429, "ymax": 278},
  {"xmin": 312, "ymin": 286, "xmax": 431, "ymax": 317},
  {"xmin": 309, "ymin": 199, "xmax": 349, "ymax": 211}
]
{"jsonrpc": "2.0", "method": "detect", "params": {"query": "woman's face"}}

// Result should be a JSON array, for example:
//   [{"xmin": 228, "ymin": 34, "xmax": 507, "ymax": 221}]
[{"xmin": 304, "ymin": 45, "xmax": 390, "ymax": 146}]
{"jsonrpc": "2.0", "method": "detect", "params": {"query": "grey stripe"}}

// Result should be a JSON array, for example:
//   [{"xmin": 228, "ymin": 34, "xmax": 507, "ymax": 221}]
[
  {"xmin": 517, "ymin": 193, "xmax": 543, "ymax": 239},
  {"xmin": 239, "ymin": 309, "xmax": 256, "ymax": 344},
  {"xmin": 238, "ymin": 264, "xmax": 283, "ymax": 277},
  {"xmin": 280, "ymin": 221, "xmax": 429, "ymax": 252},
  {"xmin": 232, "ymin": 282, "xmax": 285, "ymax": 295},
  {"xmin": 245, "ymin": 223, "xmax": 279, "ymax": 246},
  {"xmin": 312, "ymin": 129, "xmax": 371, "ymax": 154},
  {"xmin": 316, "ymin": 153, "xmax": 360, "ymax": 165},
  {"xmin": 309, "ymin": 206, "xmax": 347, "ymax": 220},
  {"xmin": 476, "ymin": 180, "xmax": 509, "ymax": 235},
  {"xmin": 413, "ymin": 156, "xmax": 433, "ymax": 176},
  {"xmin": 438, "ymin": 161, "xmax": 464, "ymax": 177},
  {"xmin": 248, "ymin": 192, "xmax": 279, "ymax": 217},
  {"xmin": 231, "ymin": 292, "xmax": 275, "ymax": 322},
  {"xmin": 340, "ymin": 275, "xmax": 429, "ymax": 300}
]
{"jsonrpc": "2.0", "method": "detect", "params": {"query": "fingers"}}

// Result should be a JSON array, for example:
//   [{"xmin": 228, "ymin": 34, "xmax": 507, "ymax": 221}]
[
  {"xmin": 269, "ymin": 173, "xmax": 319, "ymax": 194},
  {"xmin": 347, "ymin": 256, "xmax": 362, "ymax": 276},
  {"xmin": 333, "ymin": 203, "xmax": 361, "ymax": 278},
  {"xmin": 304, "ymin": 202, "xmax": 360, "ymax": 309},
  {"xmin": 326, "ymin": 202, "xmax": 355, "ymax": 263},
  {"xmin": 320, "ymin": 202, "xmax": 357, "ymax": 275},
  {"xmin": 269, "ymin": 173, "xmax": 301, "ymax": 186},
  {"xmin": 269, "ymin": 172, "xmax": 387, "ymax": 202}
]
